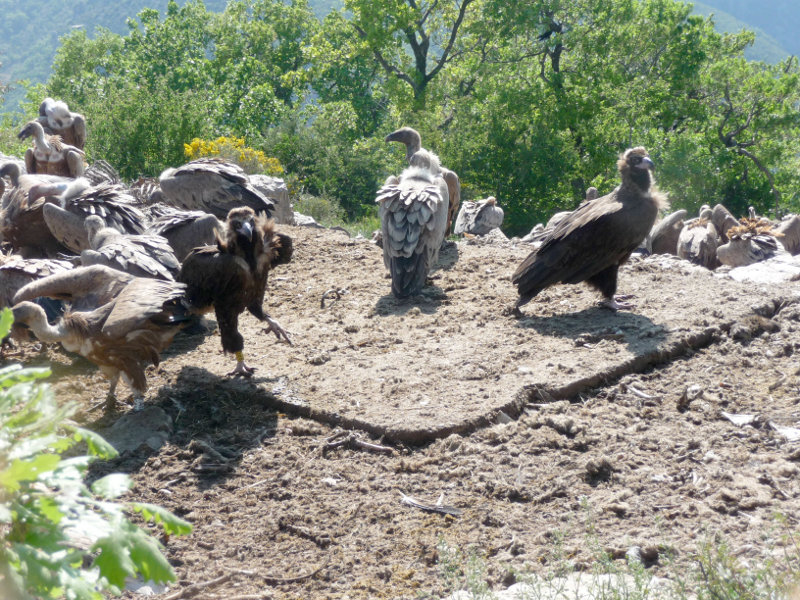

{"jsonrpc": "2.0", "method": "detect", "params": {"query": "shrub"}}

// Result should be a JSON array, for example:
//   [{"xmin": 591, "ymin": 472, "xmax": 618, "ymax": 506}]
[
  {"xmin": 184, "ymin": 136, "xmax": 284, "ymax": 177},
  {"xmin": 0, "ymin": 308, "xmax": 191, "ymax": 599}
]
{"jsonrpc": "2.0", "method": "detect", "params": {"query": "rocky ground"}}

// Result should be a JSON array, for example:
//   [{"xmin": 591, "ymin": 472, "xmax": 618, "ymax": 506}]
[{"xmin": 6, "ymin": 225, "xmax": 800, "ymax": 599}]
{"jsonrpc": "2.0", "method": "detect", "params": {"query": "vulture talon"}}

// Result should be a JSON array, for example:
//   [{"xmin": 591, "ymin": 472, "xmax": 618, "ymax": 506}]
[
  {"xmin": 263, "ymin": 317, "xmax": 292, "ymax": 345},
  {"xmin": 228, "ymin": 362, "xmax": 256, "ymax": 378},
  {"xmin": 600, "ymin": 297, "xmax": 634, "ymax": 311}
]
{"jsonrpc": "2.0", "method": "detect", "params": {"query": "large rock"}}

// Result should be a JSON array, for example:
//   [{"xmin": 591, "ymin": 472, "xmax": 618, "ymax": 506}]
[{"xmin": 249, "ymin": 175, "xmax": 292, "ymax": 225}]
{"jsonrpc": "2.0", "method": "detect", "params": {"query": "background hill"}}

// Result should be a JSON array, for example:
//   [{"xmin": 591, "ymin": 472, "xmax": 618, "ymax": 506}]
[{"xmin": 0, "ymin": 0, "xmax": 340, "ymax": 111}]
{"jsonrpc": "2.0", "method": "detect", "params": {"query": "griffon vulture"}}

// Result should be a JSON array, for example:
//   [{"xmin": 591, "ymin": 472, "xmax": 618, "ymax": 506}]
[
  {"xmin": 11, "ymin": 275, "xmax": 190, "ymax": 410},
  {"xmin": 375, "ymin": 148, "xmax": 449, "ymax": 298},
  {"xmin": 179, "ymin": 206, "xmax": 293, "ymax": 377},
  {"xmin": 37, "ymin": 97, "xmax": 87, "ymax": 150},
  {"xmin": 513, "ymin": 147, "xmax": 666, "ymax": 313},
  {"xmin": 454, "ymin": 196, "xmax": 504, "ymax": 236},
  {"xmin": 18, "ymin": 120, "xmax": 85, "ymax": 178},
  {"xmin": 0, "ymin": 255, "xmax": 72, "ymax": 309},
  {"xmin": 158, "ymin": 158, "xmax": 275, "ymax": 219},
  {"xmin": 385, "ymin": 127, "xmax": 461, "ymax": 235},
  {"xmin": 37, "ymin": 178, "xmax": 146, "ymax": 254},
  {"xmin": 145, "ymin": 204, "xmax": 222, "ymax": 261},
  {"xmin": 0, "ymin": 163, "xmax": 72, "ymax": 257},
  {"xmin": 80, "ymin": 215, "xmax": 180, "ymax": 281}
]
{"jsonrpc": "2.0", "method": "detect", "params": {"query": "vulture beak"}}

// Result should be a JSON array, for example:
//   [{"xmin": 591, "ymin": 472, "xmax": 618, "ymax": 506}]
[
  {"xmin": 236, "ymin": 220, "xmax": 254, "ymax": 241},
  {"xmin": 17, "ymin": 124, "xmax": 31, "ymax": 141},
  {"xmin": 637, "ymin": 156, "xmax": 655, "ymax": 170}
]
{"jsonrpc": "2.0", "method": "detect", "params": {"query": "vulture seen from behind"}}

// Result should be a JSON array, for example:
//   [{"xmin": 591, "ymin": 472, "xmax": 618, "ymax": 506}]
[
  {"xmin": 179, "ymin": 206, "xmax": 293, "ymax": 377},
  {"xmin": 385, "ymin": 127, "xmax": 461, "ymax": 235},
  {"xmin": 376, "ymin": 148, "xmax": 449, "ymax": 298},
  {"xmin": 512, "ymin": 147, "xmax": 666, "ymax": 313},
  {"xmin": 11, "ymin": 276, "xmax": 191, "ymax": 410}
]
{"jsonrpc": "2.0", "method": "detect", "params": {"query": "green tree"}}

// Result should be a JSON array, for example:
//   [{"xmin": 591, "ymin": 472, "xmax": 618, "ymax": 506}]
[{"xmin": 0, "ymin": 309, "xmax": 191, "ymax": 599}]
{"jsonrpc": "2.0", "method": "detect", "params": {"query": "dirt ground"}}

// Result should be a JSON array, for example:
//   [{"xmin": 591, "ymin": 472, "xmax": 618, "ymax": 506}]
[{"xmin": 7, "ymin": 225, "xmax": 800, "ymax": 599}]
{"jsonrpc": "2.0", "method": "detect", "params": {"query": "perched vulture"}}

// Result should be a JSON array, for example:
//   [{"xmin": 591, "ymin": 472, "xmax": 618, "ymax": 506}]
[
  {"xmin": 37, "ymin": 97, "xmax": 87, "ymax": 150},
  {"xmin": 11, "ymin": 276, "xmax": 191, "ymax": 410},
  {"xmin": 375, "ymin": 148, "xmax": 449, "ymax": 298},
  {"xmin": 18, "ymin": 120, "xmax": 85, "ymax": 178},
  {"xmin": 717, "ymin": 218, "xmax": 783, "ymax": 267},
  {"xmin": 158, "ymin": 158, "xmax": 275, "ymax": 219},
  {"xmin": 512, "ymin": 147, "xmax": 666, "ymax": 313},
  {"xmin": 454, "ymin": 196, "xmax": 504, "ymax": 235},
  {"xmin": 385, "ymin": 127, "xmax": 461, "ymax": 235},
  {"xmin": 38, "ymin": 178, "xmax": 146, "ymax": 253},
  {"xmin": 179, "ymin": 206, "xmax": 293, "ymax": 377},
  {"xmin": 0, "ymin": 163, "xmax": 72, "ymax": 257},
  {"xmin": 80, "ymin": 215, "xmax": 180, "ymax": 281},
  {"xmin": 145, "ymin": 204, "xmax": 222, "ymax": 261},
  {"xmin": 0, "ymin": 254, "xmax": 72, "ymax": 309}
]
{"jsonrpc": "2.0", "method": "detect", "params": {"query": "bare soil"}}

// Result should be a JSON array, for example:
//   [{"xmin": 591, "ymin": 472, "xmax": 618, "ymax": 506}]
[{"xmin": 8, "ymin": 225, "xmax": 800, "ymax": 599}]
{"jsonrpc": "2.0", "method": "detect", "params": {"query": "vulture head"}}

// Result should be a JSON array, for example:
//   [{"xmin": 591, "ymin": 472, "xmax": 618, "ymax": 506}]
[
  {"xmin": 585, "ymin": 187, "xmax": 599, "ymax": 202},
  {"xmin": 0, "ymin": 162, "xmax": 21, "ymax": 188},
  {"xmin": 386, "ymin": 127, "xmax": 422, "ymax": 162},
  {"xmin": 223, "ymin": 206, "xmax": 257, "ymax": 246},
  {"xmin": 17, "ymin": 120, "xmax": 48, "ymax": 146},
  {"xmin": 618, "ymin": 147, "xmax": 655, "ymax": 192},
  {"xmin": 84, "ymin": 215, "xmax": 106, "ymax": 247},
  {"xmin": 45, "ymin": 100, "xmax": 75, "ymax": 130}
]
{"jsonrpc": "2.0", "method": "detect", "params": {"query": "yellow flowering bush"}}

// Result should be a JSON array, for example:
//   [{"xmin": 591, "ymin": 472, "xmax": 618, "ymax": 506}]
[{"xmin": 184, "ymin": 136, "xmax": 284, "ymax": 176}]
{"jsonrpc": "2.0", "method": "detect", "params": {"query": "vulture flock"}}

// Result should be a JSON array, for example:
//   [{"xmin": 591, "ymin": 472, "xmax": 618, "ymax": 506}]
[
  {"xmin": 2, "ymin": 103, "xmax": 798, "ymax": 412},
  {"xmin": 1, "ymin": 99, "xmax": 294, "ymax": 410}
]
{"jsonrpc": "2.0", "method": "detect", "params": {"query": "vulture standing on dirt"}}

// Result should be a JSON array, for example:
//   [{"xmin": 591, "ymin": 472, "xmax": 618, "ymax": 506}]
[
  {"xmin": 375, "ymin": 148, "xmax": 449, "ymax": 298},
  {"xmin": 80, "ymin": 215, "xmax": 180, "ymax": 281},
  {"xmin": 512, "ymin": 147, "xmax": 666, "ymax": 313},
  {"xmin": 179, "ymin": 206, "xmax": 293, "ymax": 377},
  {"xmin": 158, "ymin": 158, "xmax": 275, "ymax": 219},
  {"xmin": 17, "ymin": 120, "xmax": 85, "ymax": 178},
  {"xmin": 11, "ymin": 275, "xmax": 191, "ymax": 411},
  {"xmin": 37, "ymin": 97, "xmax": 87, "ymax": 150},
  {"xmin": 385, "ymin": 127, "xmax": 461, "ymax": 235},
  {"xmin": 453, "ymin": 196, "xmax": 505, "ymax": 236}
]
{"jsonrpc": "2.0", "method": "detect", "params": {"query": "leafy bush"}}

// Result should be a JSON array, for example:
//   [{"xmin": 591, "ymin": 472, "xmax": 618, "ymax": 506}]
[
  {"xmin": 184, "ymin": 135, "xmax": 285, "ymax": 176},
  {"xmin": 0, "ymin": 308, "xmax": 191, "ymax": 599}
]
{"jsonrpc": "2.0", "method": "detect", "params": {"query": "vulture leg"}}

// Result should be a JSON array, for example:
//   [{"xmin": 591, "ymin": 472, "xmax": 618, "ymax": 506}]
[
  {"xmin": 261, "ymin": 314, "xmax": 292, "ymax": 344},
  {"xmin": 585, "ymin": 265, "xmax": 635, "ymax": 310},
  {"xmin": 228, "ymin": 354, "xmax": 256, "ymax": 378}
]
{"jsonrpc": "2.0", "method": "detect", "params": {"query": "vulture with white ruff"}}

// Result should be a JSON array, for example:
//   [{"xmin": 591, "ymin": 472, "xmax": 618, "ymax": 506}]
[
  {"xmin": 11, "ymin": 274, "xmax": 190, "ymax": 410},
  {"xmin": 37, "ymin": 97, "xmax": 87, "ymax": 150},
  {"xmin": 179, "ymin": 206, "xmax": 293, "ymax": 377},
  {"xmin": 385, "ymin": 127, "xmax": 461, "ymax": 234},
  {"xmin": 513, "ymin": 147, "xmax": 666, "ymax": 313},
  {"xmin": 158, "ymin": 158, "xmax": 275, "ymax": 219},
  {"xmin": 376, "ymin": 148, "xmax": 449, "ymax": 298},
  {"xmin": 17, "ymin": 120, "xmax": 85, "ymax": 178}
]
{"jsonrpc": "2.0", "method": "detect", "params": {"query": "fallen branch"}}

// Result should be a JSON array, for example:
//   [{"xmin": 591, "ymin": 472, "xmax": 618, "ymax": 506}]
[
  {"xmin": 163, "ymin": 573, "xmax": 232, "ymax": 600},
  {"xmin": 232, "ymin": 561, "xmax": 328, "ymax": 586},
  {"xmin": 321, "ymin": 432, "xmax": 395, "ymax": 456},
  {"xmin": 400, "ymin": 492, "xmax": 462, "ymax": 517}
]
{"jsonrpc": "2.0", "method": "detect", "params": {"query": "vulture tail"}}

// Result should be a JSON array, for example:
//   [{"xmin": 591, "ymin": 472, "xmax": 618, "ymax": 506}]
[{"xmin": 389, "ymin": 253, "xmax": 428, "ymax": 298}]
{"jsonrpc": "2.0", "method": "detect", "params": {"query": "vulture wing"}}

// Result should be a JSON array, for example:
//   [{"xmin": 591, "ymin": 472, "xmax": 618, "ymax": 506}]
[
  {"xmin": 102, "ymin": 277, "xmax": 189, "ymax": 338},
  {"xmin": 377, "ymin": 177, "xmax": 448, "ymax": 297}
]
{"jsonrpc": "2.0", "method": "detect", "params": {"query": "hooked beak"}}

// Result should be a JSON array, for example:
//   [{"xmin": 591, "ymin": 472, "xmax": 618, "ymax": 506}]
[
  {"xmin": 17, "ymin": 125, "xmax": 31, "ymax": 141},
  {"xmin": 236, "ymin": 220, "xmax": 254, "ymax": 241},
  {"xmin": 637, "ymin": 156, "xmax": 655, "ymax": 170}
]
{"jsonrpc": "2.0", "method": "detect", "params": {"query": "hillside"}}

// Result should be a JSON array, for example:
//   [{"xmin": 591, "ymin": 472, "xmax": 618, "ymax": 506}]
[{"xmin": 0, "ymin": 0, "xmax": 339, "ymax": 112}]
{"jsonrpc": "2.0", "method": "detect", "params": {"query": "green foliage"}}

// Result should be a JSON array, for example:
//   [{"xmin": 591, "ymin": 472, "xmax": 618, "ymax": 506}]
[{"xmin": 0, "ymin": 308, "xmax": 191, "ymax": 600}]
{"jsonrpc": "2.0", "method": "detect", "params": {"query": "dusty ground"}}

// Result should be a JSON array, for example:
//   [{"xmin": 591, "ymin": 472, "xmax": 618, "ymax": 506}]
[{"xmin": 7, "ymin": 225, "xmax": 800, "ymax": 599}]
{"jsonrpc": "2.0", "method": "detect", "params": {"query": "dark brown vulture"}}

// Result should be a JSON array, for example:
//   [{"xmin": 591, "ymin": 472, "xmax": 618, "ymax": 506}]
[
  {"xmin": 80, "ymin": 215, "xmax": 180, "ymax": 281},
  {"xmin": 512, "ymin": 147, "xmax": 666, "ymax": 313},
  {"xmin": 37, "ymin": 97, "xmax": 87, "ymax": 150},
  {"xmin": 158, "ymin": 158, "xmax": 275, "ymax": 219},
  {"xmin": 179, "ymin": 206, "xmax": 293, "ymax": 377},
  {"xmin": 376, "ymin": 149, "xmax": 449, "ymax": 298},
  {"xmin": 385, "ymin": 127, "xmax": 461, "ymax": 235},
  {"xmin": 11, "ymin": 275, "xmax": 190, "ymax": 410},
  {"xmin": 17, "ymin": 120, "xmax": 85, "ymax": 178}
]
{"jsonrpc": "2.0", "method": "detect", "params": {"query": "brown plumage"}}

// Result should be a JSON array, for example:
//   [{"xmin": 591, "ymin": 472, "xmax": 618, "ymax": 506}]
[
  {"xmin": 145, "ymin": 204, "xmax": 222, "ymax": 261},
  {"xmin": 512, "ymin": 147, "xmax": 665, "ymax": 313},
  {"xmin": 179, "ymin": 206, "xmax": 293, "ymax": 377},
  {"xmin": 11, "ymin": 276, "xmax": 191, "ymax": 410},
  {"xmin": 0, "ymin": 255, "xmax": 73, "ymax": 308},
  {"xmin": 18, "ymin": 120, "xmax": 85, "ymax": 178}
]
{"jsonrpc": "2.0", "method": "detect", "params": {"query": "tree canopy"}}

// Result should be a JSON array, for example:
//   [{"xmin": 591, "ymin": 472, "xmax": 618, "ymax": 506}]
[{"xmin": 16, "ymin": 0, "xmax": 800, "ymax": 230}]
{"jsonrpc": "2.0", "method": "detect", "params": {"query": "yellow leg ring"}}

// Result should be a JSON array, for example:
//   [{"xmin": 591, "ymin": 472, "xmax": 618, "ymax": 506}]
[{"xmin": 235, "ymin": 351, "xmax": 244, "ymax": 362}]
